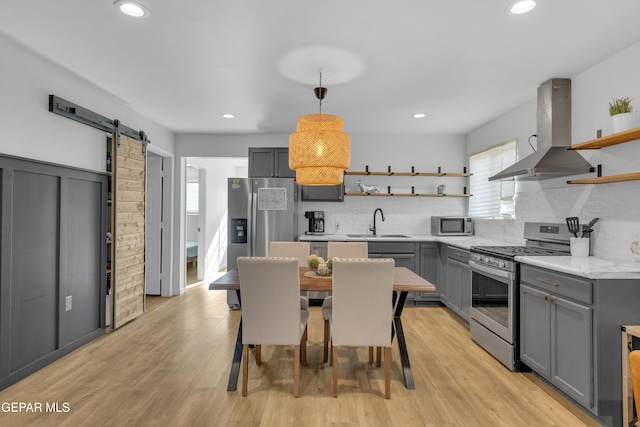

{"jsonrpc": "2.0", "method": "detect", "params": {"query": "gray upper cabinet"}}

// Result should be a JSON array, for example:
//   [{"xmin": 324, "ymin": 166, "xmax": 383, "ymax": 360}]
[{"xmin": 248, "ymin": 147, "xmax": 295, "ymax": 178}]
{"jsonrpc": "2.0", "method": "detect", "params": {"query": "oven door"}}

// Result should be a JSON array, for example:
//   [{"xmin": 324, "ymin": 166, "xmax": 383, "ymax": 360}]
[{"xmin": 469, "ymin": 260, "xmax": 515, "ymax": 344}]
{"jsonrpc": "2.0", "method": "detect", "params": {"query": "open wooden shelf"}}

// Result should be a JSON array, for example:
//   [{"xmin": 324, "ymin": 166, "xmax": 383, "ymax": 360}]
[
  {"xmin": 568, "ymin": 126, "xmax": 640, "ymax": 184},
  {"xmin": 570, "ymin": 126, "xmax": 640, "ymax": 150},
  {"xmin": 345, "ymin": 171, "xmax": 471, "ymax": 177},
  {"xmin": 345, "ymin": 192, "xmax": 471, "ymax": 198},
  {"xmin": 567, "ymin": 172, "xmax": 640, "ymax": 185}
]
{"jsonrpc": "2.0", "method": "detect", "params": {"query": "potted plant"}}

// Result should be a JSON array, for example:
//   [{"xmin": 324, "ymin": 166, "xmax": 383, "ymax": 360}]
[{"xmin": 609, "ymin": 96, "xmax": 638, "ymax": 132}]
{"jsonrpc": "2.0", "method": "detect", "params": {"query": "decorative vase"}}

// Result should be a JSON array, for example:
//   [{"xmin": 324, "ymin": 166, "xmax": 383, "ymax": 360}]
[{"xmin": 611, "ymin": 111, "xmax": 638, "ymax": 133}]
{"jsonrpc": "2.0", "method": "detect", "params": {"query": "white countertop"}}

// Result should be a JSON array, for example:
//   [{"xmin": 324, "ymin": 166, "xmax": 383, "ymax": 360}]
[
  {"xmin": 516, "ymin": 255, "xmax": 640, "ymax": 280},
  {"xmin": 299, "ymin": 233, "xmax": 640, "ymax": 280},
  {"xmin": 299, "ymin": 233, "xmax": 517, "ymax": 250}
]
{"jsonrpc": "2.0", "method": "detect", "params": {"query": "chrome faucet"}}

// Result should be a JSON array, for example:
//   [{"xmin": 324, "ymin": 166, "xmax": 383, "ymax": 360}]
[{"xmin": 370, "ymin": 208, "xmax": 385, "ymax": 236}]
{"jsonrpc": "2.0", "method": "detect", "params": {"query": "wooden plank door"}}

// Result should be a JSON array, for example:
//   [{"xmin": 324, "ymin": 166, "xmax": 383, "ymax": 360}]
[{"xmin": 114, "ymin": 134, "xmax": 146, "ymax": 328}]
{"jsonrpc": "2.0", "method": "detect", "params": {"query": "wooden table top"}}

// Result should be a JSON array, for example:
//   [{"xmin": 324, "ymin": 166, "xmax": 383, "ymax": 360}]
[{"xmin": 209, "ymin": 266, "xmax": 436, "ymax": 293}]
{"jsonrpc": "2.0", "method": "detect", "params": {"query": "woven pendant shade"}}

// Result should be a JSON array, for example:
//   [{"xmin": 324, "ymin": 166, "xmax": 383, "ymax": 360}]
[{"xmin": 289, "ymin": 113, "xmax": 351, "ymax": 186}]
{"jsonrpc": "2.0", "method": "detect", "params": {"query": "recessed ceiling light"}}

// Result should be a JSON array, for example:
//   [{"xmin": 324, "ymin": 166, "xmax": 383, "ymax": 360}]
[
  {"xmin": 221, "ymin": 113, "xmax": 235, "ymax": 119},
  {"xmin": 114, "ymin": 1, "xmax": 150, "ymax": 18},
  {"xmin": 507, "ymin": 0, "xmax": 536, "ymax": 15},
  {"xmin": 413, "ymin": 113, "xmax": 426, "ymax": 119}
]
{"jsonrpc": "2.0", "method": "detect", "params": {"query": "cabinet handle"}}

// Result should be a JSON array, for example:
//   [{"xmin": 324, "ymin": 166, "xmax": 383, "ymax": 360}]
[
  {"xmin": 543, "ymin": 295, "xmax": 554, "ymax": 303},
  {"xmin": 536, "ymin": 277, "xmax": 560, "ymax": 287}
]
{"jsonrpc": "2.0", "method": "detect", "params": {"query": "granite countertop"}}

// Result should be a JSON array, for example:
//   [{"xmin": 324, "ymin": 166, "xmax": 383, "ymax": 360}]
[{"xmin": 516, "ymin": 255, "xmax": 640, "ymax": 280}]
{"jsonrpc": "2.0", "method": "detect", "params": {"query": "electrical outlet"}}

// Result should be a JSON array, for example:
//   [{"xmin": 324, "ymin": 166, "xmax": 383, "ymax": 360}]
[{"xmin": 65, "ymin": 296, "xmax": 72, "ymax": 311}]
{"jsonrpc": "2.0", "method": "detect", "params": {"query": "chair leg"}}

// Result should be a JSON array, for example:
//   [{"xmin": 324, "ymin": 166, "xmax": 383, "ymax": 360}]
[
  {"xmin": 332, "ymin": 345, "xmax": 339, "ymax": 397},
  {"xmin": 384, "ymin": 346, "xmax": 391, "ymax": 399},
  {"xmin": 242, "ymin": 344, "xmax": 249, "ymax": 397},
  {"xmin": 301, "ymin": 327, "xmax": 308, "ymax": 367},
  {"xmin": 330, "ymin": 339, "xmax": 333, "ymax": 366},
  {"xmin": 369, "ymin": 347, "xmax": 374, "ymax": 364},
  {"xmin": 255, "ymin": 345, "xmax": 262, "ymax": 365},
  {"xmin": 294, "ymin": 345, "xmax": 300, "ymax": 398},
  {"xmin": 323, "ymin": 319, "xmax": 329, "ymax": 363},
  {"xmin": 376, "ymin": 347, "xmax": 382, "ymax": 368}
]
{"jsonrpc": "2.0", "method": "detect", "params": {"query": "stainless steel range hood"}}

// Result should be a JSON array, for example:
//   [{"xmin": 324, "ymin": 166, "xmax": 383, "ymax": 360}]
[{"xmin": 489, "ymin": 78, "xmax": 594, "ymax": 181}]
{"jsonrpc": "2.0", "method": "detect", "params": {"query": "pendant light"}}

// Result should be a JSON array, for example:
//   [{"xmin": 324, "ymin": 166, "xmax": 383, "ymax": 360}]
[{"xmin": 289, "ymin": 73, "xmax": 351, "ymax": 186}]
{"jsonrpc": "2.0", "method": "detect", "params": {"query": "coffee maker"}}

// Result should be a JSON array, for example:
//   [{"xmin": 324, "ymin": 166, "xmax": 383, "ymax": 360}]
[{"xmin": 304, "ymin": 211, "xmax": 325, "ymax": 235}]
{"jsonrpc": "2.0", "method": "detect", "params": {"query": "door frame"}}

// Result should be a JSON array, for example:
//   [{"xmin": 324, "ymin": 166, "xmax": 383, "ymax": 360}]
[{"xmin": 146, "ymin": 144, "xmax": 174, "ymax": 297}]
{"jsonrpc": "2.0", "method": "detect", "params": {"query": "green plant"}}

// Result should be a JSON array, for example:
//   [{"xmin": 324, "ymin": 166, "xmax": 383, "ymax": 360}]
[{"xmin": 609, "ymin": 96, "xmax": 634, "ymax": 116}]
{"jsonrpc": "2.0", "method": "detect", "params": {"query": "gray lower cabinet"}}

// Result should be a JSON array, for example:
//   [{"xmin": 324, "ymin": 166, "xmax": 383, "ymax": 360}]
[
  {"xmin": 520, "ymin": 264, "xmax": 640, "ymax": 426},
  {"xmin": 520, "ymin": 283, "xmax": 592, "ymax": 408},
  {"xmin": 368, "ymin": 242, "xmax": 417, "ymax": 303},
  {"xmin": 445, "ymin": 246, "xmax": 471, "ymax": 321},
  {"xmin": 416, "ymin": 243, "xmax": 439, "ymax": 303}
]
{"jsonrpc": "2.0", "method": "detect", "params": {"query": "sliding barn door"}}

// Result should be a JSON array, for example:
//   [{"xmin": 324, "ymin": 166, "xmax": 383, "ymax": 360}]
[{"xmin": 113, "ymin": 134, "xmax": 146, "ymax": 328}]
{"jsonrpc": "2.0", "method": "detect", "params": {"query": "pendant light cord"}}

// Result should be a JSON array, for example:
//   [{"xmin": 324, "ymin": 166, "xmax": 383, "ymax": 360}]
[{"xmin": 318, "ymin": 71, "xmax": 323, "ymax": 116}]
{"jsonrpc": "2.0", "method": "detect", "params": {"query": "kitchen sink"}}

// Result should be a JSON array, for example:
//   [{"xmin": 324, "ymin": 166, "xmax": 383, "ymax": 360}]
[{"xmin": 347, "ymin": 234, "xmax": 410, "ymax": 238}]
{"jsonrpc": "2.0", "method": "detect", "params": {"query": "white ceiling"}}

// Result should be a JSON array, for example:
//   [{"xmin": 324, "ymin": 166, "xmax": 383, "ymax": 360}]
[{"xmin": 3, "ymin": 0, "xmax": 640, "ymax": 136}]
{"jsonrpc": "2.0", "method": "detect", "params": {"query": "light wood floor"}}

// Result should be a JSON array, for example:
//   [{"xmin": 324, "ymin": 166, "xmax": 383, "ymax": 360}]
[{"xmin": 0, "ymin": 283, "xmax": 601, "ymax": 427}]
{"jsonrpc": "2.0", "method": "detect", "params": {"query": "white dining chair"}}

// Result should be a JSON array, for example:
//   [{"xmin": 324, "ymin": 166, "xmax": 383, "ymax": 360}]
[
  {"xmin": 322, "ymin": 241, "xmax": 369, "ymax": 362},
  {"xmin": 329, "ymin": 258, "xmax": 395, "ymax": 399},
  {"xmin": 270, "ymin": 241, "xmax": 311, "ymax": 310},
  {"xmin": 237, "ymin": 257, "xmax": 309, "ymax": 397}
]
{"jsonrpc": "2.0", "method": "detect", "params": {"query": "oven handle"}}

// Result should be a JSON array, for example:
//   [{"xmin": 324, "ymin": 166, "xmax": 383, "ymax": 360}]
[{"xmin": 469, "ymin": 260, "xmax": 514, "ymax": 283}]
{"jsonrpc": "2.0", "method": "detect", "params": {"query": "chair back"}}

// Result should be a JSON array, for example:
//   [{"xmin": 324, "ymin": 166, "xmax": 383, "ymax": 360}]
[
  {"xmin": 631, "ymin": 350, "xmax": 640, "ymax": 419},
  {"xmin": 328, "ymin": 241, "xmax": 368, "ymax": 259},
  {"xmin": 237, "ymin": 257, "xmax": 302, "ymax": 345},
  {"xmin": 269, "ymin": 241, "xmax": 310, "ymax": 267},
  {"xmin": 331, "ymin": 258, "xmax": 394, "ymax": 347}
]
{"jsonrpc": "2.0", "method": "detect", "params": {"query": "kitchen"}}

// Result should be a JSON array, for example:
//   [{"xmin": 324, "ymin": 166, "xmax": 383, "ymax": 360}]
[{"xmin": 2, "ymin": 1, "xmax": 640, "ymax": 426}]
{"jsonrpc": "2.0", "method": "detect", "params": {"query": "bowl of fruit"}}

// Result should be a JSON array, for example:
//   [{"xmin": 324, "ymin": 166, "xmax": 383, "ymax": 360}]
[{"xmin": 307, "ymin": 254, "xmax": 333, "ymax": 276}]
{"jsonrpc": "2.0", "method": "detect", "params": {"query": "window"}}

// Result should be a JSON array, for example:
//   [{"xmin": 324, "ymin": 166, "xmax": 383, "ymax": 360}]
[
  {"xmin": 186, "ymin": 181, "xmax": 199, "ymax": 214},
  {"xmin": 469, "ymin": 139, "xmax": 517, "ymax": 219}
]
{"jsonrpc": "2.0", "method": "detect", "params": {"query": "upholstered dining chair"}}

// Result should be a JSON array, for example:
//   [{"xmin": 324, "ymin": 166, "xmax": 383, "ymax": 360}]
[
  {"xmin": 630, "ymin": 350, "xmax": 640, "ymax": 419},
  {"xmin": 269, "ymin": 241, "xmax": 311, "ymax": 310},
  {"xmin": 237, "ymin": 257, "xmax": 309, "ymax": 397},
  {"xmin": 329, "ymin": 258, "xmax": 395, "ymax": 399},
  {"xmin": 322, "ymin": 241, "xmax": 369, "ymax": 362}
]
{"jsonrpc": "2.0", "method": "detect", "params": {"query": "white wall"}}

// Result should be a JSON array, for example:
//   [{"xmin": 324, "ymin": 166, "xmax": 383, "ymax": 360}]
[
  {"xmin": 0, "ymin": 32, "xmax": 175, "ymax": 170},
  {"xmin": 175, "ymin": 133, "xmax": 469, "ymax": 237},
  {"xmin": 466, "ymin": 40, "xmax": 640, "ymax": 260}
]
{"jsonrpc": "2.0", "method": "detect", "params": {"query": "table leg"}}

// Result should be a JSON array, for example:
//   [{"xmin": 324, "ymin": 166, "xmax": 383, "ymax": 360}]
[
  {"xmin": 227, "ymin": 290, "xmax": 243, "ymax": 392},
  {"xmin": 392, "ymin": 291, "xmax": 414, "ymax": 390}
]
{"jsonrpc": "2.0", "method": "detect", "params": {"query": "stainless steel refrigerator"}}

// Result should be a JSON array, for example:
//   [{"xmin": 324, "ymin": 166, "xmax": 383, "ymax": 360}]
[{"xmin": 226, "ymin": 177, "xmax": 298, "ymax": 308}]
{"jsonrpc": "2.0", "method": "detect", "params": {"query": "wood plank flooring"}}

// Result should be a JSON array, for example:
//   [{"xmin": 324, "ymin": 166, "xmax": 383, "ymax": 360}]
[{"xmin": 0, "ymin": 283, "xmax": 601, "ymax": 426}]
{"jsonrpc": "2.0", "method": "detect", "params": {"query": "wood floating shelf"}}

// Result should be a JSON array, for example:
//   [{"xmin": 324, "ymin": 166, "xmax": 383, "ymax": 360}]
[
  {"xmin": 345, "ymin": 192, "xmax": 471, "ymax": 198},
  {"xmin": 567, "ymin": 172, "xmax": 640, "ymax": 185},
  {"xmin": 569, "ymin": 126, "xmax": 640, "ymax": 150},
  {"xmin": 568, "ymin": 126, "xmax": 640, "ymax": 184},
  {"xmin": 345, "ymin": 171, "xmax": 471, "ymax": 177}
]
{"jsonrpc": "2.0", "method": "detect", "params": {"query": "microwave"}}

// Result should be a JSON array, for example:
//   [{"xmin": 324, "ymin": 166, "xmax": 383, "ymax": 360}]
[{"xmin": 431, "ymin": 216, "xmax": 474, "ymax": 236}]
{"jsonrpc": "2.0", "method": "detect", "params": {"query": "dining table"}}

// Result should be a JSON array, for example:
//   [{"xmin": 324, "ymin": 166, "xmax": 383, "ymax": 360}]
[{"xmin": 209, "ymin": 266, "xmax": 436, "ymax": 392}]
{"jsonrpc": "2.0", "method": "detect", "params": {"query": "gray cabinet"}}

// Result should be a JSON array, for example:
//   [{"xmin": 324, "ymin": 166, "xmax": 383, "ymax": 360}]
[
  {"xmin": 520, "ymin": 277, "xmax": 593, "ymax": 408},
  {"xmin": 519, "ymin": 264, "xmax": 640, "ymax": 426},
  {"xmin": 248, "ymin": 147, "xmax": 295, "ymax": 178},
  {"xmin": 445, "ymin": 246, "xmax": 471, "ymax": 321},
  {"xmin": 416, "ymin": 243, "xmax": 439, "ymax": 303},
  {"xmin": 368, "ymin": 242, "xmax": 417, "ymax": 303}
]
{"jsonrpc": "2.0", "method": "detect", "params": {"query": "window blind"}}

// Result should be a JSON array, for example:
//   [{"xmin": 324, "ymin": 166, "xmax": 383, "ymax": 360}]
[
  {"xmin": 186, "ymin": 181, "xmax": 199, "ymax": 213},
  {"xmin": 469, "ymin": 140, "xmax": 517, "ymax": 218}
]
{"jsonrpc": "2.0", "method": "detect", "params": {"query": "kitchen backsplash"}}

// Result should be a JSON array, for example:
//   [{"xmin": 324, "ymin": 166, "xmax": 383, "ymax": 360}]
[
  {"xmin": 300, "ymin": 178, "xmax": 640, "ymax": 263},
  {"xmin": 300, "ymin": 196, "xmax": 468, "ymax": 236}
]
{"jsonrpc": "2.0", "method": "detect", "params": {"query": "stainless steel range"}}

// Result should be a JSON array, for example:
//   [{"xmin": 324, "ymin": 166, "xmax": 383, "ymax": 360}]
[{"xmin": 469, "ymin": 222, "xmax": 573, "ymax": 371}]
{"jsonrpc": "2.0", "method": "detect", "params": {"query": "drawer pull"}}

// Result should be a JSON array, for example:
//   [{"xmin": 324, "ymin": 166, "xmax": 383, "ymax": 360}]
[{"xmin": 536, "ymin": 277, "xmax": 560, "ymax": 287}]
